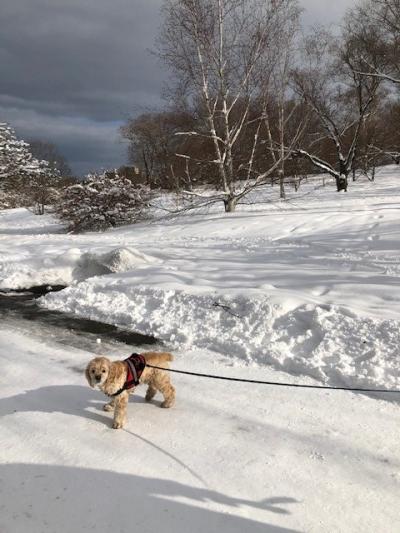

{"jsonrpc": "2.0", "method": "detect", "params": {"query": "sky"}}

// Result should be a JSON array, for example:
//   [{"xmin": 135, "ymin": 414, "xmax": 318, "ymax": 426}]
[{"xmin": 0, "ymin": 0, "xmax": 355, "ymax": 176}]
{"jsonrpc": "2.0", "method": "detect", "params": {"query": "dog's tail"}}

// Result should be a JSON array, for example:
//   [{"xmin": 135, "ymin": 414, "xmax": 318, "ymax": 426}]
[{"xmin": 144, "ymin": 351, "xmax": 174, "ymax": 367}]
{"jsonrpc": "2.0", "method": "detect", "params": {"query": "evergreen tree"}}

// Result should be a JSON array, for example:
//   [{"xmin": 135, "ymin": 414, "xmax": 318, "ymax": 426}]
[{"xmin": 0, "ymin": 122, "xmax": 59, "ymax": 212}]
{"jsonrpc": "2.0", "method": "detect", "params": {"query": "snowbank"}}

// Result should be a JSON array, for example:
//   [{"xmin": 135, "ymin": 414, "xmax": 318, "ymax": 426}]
[{"xmin": 42, "ymin": 281, "xmax": 400, "ymax": 392}]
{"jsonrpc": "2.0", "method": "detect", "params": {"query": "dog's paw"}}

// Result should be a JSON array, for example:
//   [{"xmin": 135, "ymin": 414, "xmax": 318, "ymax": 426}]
[
  {"xmin": 112, "ymin": 421, "xmax": 124, "ymax": 429},
  {"xmin": 145, "ymin": 388, "xmax": 157, "ymax": 402},
  {"xmin": 103, "ymin": 403, "xmax": 114, "ymax": 412},
  {"xmin": 161, "ymin": 400, "xmax": 174, "ymax": 408}
]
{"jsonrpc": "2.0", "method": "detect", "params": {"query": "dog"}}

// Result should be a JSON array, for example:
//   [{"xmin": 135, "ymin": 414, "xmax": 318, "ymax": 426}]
[{"xmin": 85, "ymin": 352, "xmax": 176, "ymax": 429}]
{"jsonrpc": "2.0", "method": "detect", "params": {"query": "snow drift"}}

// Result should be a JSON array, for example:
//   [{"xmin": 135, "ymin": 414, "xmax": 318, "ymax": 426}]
[
  {"xmin": 42, "ymin": 281, "xmax": 400, "ymax": 392},
  {"xmin": 0, "ymin": 246, "xmax": 157, "ymax": 289}
]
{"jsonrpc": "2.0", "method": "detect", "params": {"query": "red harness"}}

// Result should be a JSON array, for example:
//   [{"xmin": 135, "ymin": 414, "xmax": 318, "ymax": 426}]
[
  {"xmin": 124, "ymin": 353, "xmax": 146, "ymax": 389},
  {"xmin": 110, "ymin": 353, "xmax": 146, "ymax": 397}
]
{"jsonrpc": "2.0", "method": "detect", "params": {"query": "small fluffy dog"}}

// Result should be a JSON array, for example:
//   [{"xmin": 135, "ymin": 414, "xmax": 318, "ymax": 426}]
[{"xmin": 85, "ymin": 352, "xmax": 175, "ymax": 429}]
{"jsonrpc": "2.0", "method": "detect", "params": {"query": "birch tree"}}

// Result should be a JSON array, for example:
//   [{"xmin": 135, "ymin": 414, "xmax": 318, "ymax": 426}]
[
  {"xmin": 292, "ymin": 30, "xmax": 381, "ymax": 192},
  {"xmin": 347, "ymin": 0, "xmax": 400, "ymax": 164},
  {"xmin": 158, "ymin": 0, "xmax": 303, "ymax": 212},
  {"xmin": 350, "ymin": 0, "xmax": 400, "ymax": 86},
  {"xmin": 259, "ymin": 0, "xmax": 304, "ymax": 199}
]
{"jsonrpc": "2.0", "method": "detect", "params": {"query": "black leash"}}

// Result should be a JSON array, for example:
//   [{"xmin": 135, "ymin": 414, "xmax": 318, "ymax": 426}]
[{"xmin": 146, "ymin": 364, "xmax": 400, "ymax": 394}]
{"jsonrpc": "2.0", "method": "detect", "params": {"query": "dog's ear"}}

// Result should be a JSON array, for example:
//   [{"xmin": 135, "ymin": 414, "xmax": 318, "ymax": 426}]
[
  {"xmin": 85, "ymin": 363, "xmax": 93, "ymax": 388},
  {"xmin": 104, "ymin": 359, "xmax": 115, "ymax": 384}
]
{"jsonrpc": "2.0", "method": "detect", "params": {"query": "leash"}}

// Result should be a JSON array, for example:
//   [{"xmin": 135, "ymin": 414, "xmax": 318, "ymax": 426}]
[{"xmin": 146, "ymin": 364, "xmax": 400, "ymax": 394}]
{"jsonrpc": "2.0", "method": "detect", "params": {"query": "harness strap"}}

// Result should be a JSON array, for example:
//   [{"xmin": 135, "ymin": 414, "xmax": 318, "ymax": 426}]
[
  {"xmin": 109, "ymin": 353, "xmax": 146, "ymax": 397},
  {"xmin": 125, "ymin": 357, "xmax": 139, "ymax": 388}
]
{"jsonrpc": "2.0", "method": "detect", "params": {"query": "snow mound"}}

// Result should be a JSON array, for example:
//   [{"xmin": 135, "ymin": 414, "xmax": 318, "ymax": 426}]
[
  {"xmin": 73, "ymin": 248, "xmax": 155, "ymax": 282},
  {"xmin": 42, "ymin": 282, "xmax": 400, "ymax": 391},
  {"xmin": 0, "ymin": 247, "xmax": 157, "ymax": 290}
]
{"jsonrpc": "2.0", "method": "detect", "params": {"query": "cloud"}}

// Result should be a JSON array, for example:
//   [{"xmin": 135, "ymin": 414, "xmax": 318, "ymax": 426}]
[
  {"xmin": 0, "ymin": 0, "xmax": 354, "ymax": 175},
  {"xmin": 0, "ymin": 0, "xmax": 165, "ymax": 120},
  {"xmin": 0, "ymin": 0, "xmax": 165, "ymax": 174},
  {"xmin": 0, "ymin": 105, "xmax": 126, "ymax": 175},
  {"xmin": 301, "ymin": 0, "xmax": 353, "ymax": 26}
]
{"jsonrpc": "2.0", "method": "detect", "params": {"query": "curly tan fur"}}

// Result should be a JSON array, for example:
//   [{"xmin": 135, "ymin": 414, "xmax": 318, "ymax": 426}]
[{"xmin": 85, "ymin": 352, "xmax": 176, "ymax": 429}]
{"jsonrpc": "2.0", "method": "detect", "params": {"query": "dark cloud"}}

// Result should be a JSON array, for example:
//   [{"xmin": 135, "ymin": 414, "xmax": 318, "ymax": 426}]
[
  {"xmin": 0, "ymin": 0, "xmax": 164, "ymax": 174},
  {"xmin": 0, "ymin": 0, "xmax": 353, "ymax": 175},
  {"xmin": 0, "ymin": 104, "xmax": 126, "ymax": 175},
  {"xmin": 1, "ymin": 0, "xmax": 164, "ymax": 118}
]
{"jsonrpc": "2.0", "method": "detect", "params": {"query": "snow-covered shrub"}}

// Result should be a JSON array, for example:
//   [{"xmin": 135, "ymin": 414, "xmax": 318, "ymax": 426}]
[
  {"xmin": 0, "ymin": 122, "xmax": 59, "ymax": 212},
  {"xmin": 56, "ymin": 171, "xmax": 152, "ymax": 232},
  {"xmin": 0, "ymin": 189, "xmax": 26, "ymax": 209}
]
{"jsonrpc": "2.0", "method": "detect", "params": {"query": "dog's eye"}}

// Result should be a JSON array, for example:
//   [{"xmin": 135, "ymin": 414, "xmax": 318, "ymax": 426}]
[
  {"xmin": 102, "ymin": 369, "xmax": 106, "ymax": 373},
  {"xmin": 91, "ymin": 369, "xmax": 95, "ymax": 373}
]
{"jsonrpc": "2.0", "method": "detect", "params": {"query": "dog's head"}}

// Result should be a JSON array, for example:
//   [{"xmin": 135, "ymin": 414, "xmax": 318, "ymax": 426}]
[{"xmin": 85, "ymin": 357, "xmax": 112, "ymax": 389}]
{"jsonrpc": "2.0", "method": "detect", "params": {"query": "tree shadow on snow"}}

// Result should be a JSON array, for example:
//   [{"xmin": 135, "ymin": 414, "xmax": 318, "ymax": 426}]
[
  {"xmin": 0, "ymin": 463, "xmax": 300, "ymax": 533},
  {"xmin": 0, "ymin": 387, "xmax": 300, "ymax": 531}
]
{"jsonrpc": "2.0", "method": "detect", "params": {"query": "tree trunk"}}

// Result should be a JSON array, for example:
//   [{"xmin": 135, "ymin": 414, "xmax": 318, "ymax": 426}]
[
  {"xmin": 337, "ymin": 160, "xmax": 348, "ymax": 192},
  {"xmin": 336, "ymin": 174, "xmax": 348, "ymax": 192},
  {"xmin": 224, "ymin": 196, "xmax": 237, "ymax": 212},
  {"xmin": 279, "ymin": 170, "xmax": 286, "ymax": 199}
]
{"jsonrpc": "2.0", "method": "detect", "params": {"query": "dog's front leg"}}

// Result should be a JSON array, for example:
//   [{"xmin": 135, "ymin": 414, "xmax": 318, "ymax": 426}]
[
  {"xmin": 103, "ymin": 397, "xmax": 116, "ymax": 412},
  {"xmin": 112, "ymin": 392, "xmax": 129, "ymax": 429}
]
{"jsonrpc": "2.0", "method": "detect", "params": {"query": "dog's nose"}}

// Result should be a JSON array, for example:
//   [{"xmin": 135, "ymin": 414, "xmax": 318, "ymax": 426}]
[{"xmin": 95, "ymin": 375, "xmax": 102, "ymax": 381}]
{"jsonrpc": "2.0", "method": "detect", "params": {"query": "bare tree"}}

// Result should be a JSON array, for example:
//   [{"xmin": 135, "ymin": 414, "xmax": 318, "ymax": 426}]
[
  {"xmin": 158, "ymin": 0, "xmax": 304, "ymax": 211},
  {"xmin": 29, "ymin": 140, "xmax": 72, "ymax": 177},
  {"xmin": 344, "ymin": 0, "xmax": 400, "ymax": 166},
  {"xmin": 120, "ymin": 110, "xmax": 197, "ymax": 190},
  {"xmin": 292, "ymin": 29, "xmax": 381, "ymax": 191},
  {"xmin": 350, "ymin": 0, "xmax": 400, "ymax": 86},
  {"xmin": 259, "ymin": 1, "xmax": 304, "ymax": 199}
]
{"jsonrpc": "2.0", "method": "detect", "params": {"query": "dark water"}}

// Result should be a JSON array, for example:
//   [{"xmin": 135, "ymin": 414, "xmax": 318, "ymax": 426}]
[{"xmin": 0, "ymin": 286, "xmax": 157, "ymax": 351}]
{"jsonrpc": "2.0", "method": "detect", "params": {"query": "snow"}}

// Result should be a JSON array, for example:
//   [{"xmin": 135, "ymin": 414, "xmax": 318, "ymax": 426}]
[
  {"xmin": 0, "ymin": 327, "xmax": 399, "ymax": 533},
  {"xmin": 1, "ymin": 166, "xmax": 400, "ymax": 531},
  {"xmin": 0, "ymin": 165, "xmax": 394, "ymax": 390},
  {"xmin": 0, "ymin": 209, "xmax": 156, "ymax": 288}
]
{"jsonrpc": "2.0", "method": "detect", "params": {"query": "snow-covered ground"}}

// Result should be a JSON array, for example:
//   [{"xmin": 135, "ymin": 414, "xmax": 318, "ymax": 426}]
[
  {"xmin": 0, "ymin": 327, "xmax": 399, "ymax": 533},
  {"xmin": 1, "ymin": 167, "xmax": 399, "ymax": 391},
  {"xmin": 0, "ymin": 167, "xmax": 399, "ymax": 532}
]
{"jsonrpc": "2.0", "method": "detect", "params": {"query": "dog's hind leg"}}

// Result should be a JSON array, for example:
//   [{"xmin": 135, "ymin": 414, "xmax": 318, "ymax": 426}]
[
  {"xmin": 154, "ymin": 373, "xmax": 175, "ymax": 408},
  {"xmin": 145, "ymin": 385, "xmax": 157, "ymax": 402},
  {"xmin": 160, "ymin": 383, "xmax": 175, "ymax": 408}
]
